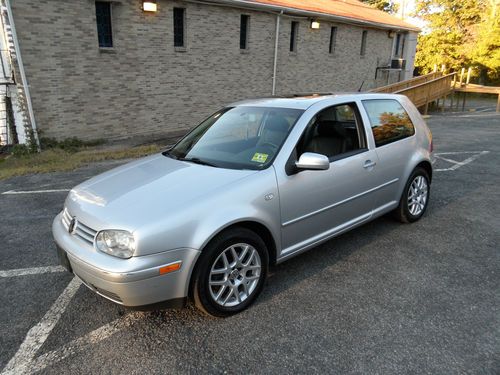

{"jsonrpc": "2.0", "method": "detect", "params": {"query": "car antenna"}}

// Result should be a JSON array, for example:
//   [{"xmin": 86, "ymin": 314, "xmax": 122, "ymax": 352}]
[{"xmin": 358, "ymin": 80, "xmax": 365, "ymax": 92}]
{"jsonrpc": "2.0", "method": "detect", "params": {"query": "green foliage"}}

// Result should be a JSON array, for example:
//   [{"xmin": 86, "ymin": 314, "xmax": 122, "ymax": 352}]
[
  {"xmin": 360, "ymin": 0, "xmax": 399, "ymax": 13},
  {"xmin": 11, "ymin": 144, "xmax": 32, "ymax": 158},
  {"xmin": 470, "ymin": 0, "xmax": 500, "ymax": 83},
  {"xmin": 40, "ymin": 137, "xmax": 106, "ymax": 153},
  {"xmin": 415, "ymin": 0, "xmax": 500, "ymax": 83}
]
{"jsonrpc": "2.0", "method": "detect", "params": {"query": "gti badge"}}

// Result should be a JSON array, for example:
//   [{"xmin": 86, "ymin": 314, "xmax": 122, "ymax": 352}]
[{"xmin": 68, "ymin": 217, "xmax": 77, "ymax": 234}]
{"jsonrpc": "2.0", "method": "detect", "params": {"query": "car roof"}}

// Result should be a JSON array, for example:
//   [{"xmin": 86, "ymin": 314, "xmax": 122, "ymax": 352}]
[{"xmin": 229, "ymin": 93, "xmax": 403, "ymax": 110}]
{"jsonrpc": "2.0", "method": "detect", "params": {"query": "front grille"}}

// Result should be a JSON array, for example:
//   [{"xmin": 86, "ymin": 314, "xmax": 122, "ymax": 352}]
[{"xmin": 62, "ymin": 208, "xmax": 97, "ymax": 245}]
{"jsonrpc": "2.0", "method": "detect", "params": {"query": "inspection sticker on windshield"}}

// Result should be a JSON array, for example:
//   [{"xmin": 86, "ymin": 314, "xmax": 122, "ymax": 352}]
[{"xmin": 251, "ymin": 153, "xmax": 268, "ymax": 163}]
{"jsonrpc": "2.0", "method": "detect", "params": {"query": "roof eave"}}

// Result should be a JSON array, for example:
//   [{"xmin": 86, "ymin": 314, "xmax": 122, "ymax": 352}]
[{"xmin": 194, "ymin": 0, "xmax": 421, "ymax": 32}]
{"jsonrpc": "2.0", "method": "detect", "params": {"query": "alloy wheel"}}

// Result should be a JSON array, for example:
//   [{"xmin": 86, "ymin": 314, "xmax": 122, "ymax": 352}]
[
  {"xmin": 407, "ymin": 175, "xmax": 428, "ymax": 216},
  {"xmin": 208, "ymin": 243, "xmax": 262, "ymax": 307}
]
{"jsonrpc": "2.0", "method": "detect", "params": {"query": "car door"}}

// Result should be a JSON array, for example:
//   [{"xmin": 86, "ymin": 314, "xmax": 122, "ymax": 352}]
[
  {"xmin": 359, "ymin": 98, "xmax": 418, "ymax": 213},
  {"xmin": 275, "ymin": 102, "xmax": 382, "ymax": 257}
]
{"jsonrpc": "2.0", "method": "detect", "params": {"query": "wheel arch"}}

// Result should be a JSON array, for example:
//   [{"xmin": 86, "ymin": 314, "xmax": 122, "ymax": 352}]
[
  {"xmin": 187, "ymin": 220, "xmax": 277, "ymax": 300},
  {"xmin": 415, "ymin": 160, "xmax": 433, "ymax": 182},
  {"xmin": 200, "ymin": 220, "xmax": 278, "ymax": 265}
]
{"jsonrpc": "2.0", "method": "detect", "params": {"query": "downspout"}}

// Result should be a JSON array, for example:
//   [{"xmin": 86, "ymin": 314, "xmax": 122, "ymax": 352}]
[
  {"xmin": 272, "ymin": 11, "xmax": 282, "ymax": 96},
  {"xmin": 5, "ymin": 0, "xmax": 40, "ymax": 151}
]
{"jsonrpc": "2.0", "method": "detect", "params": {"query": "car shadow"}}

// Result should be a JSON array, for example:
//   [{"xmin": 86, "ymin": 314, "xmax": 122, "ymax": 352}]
[{"xmin": 254, "ymin": 212, "xmax": 402, "ymax": 307}]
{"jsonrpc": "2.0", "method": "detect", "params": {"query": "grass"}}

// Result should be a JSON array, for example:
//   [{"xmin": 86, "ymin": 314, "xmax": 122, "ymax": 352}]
[{"xmin": 0, "ymin": 144, "xmax": 163, "ymax": 180}]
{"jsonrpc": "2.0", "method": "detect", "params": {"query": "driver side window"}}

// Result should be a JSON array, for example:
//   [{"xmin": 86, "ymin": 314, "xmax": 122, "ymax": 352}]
[{"xmin": 297, "ymin": 103, "xmax": 366, "ymax": 160}]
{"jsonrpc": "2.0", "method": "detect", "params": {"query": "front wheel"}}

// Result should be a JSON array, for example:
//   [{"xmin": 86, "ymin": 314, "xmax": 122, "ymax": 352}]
[
  {"xmin": 192, "ymin": 228, "xmax": 268, "ymax": 317},
  {"xmin": 394, "ymin": 167, "xmax": 430, "ymax": 223}
]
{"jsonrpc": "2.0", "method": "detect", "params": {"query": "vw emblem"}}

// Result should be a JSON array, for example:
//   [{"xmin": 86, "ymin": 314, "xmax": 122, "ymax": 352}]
[{"xmin": 68, "ymin": 217, "xmax": 77, "ymax": 234}]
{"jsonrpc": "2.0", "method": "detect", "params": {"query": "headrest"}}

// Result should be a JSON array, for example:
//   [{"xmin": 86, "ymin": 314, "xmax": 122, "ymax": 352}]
[
  {"xmin": 264, "ymin": 116, "xmax": 290, "ymax": 133},
  {"xmin": 317, "ymin": 121, "xmax": 346, "ymax": 137}
]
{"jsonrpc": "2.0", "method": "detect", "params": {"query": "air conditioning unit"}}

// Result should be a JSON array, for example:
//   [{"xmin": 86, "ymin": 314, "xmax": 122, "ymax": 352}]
[{"xmin": 391, "ymin": 58, "xmax": 406, "ymax": 69}]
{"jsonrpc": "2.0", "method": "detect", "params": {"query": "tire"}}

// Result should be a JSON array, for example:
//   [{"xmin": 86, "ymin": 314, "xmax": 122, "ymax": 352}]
[
  {"xmin": 192, "ymin": 227, "xmax": 269, "ymax": 317},
  {"xmin": 393, "ymin": 167, "xmax": 431, "ymax": 223}
]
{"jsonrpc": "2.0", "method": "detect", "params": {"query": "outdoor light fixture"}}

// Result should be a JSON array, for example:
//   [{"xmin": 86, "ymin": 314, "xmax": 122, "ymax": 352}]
[
  {"xmin": 143, "ymin": 0, "xmax": 157, "ymax": 12},
  {"xmin": 310, "ymin": 20, "xmax": 320, "ymax": 29}
]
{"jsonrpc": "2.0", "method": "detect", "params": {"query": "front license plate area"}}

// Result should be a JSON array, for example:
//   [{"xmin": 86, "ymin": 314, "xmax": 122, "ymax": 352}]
[{"xmin": 56, "ymin": 245, "xmax": 73, "ymax": 273}]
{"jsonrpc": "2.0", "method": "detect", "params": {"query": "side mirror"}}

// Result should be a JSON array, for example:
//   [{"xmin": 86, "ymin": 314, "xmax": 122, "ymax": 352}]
[{"xmin": 295, "ymin": 152, "xmax": 330, "ymax": 171}]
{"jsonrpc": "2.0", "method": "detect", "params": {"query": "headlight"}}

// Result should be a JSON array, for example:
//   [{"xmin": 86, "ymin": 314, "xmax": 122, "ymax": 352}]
[{"xmin": 95, "ymin": 230, "xmax": 135, "ymax": 259}]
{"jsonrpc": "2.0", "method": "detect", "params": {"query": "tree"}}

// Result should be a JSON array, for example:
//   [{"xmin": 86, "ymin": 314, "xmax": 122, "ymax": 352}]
[
  {"xmin": 470, "ymin": 0, "xmax": 500, "ymax": 83},
  {"xmin": 414, "ymin": 0, "xmax": 500, "ymax": 83},
  {"xmin": 360, "ymin": 0, "xmax": 399, "ymax": 14}
]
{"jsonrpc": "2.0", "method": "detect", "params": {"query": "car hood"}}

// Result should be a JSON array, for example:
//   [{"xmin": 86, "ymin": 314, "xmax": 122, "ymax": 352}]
[{"xmin": 65, "ymin": 154, "xmax": 257, "ymax": 231}]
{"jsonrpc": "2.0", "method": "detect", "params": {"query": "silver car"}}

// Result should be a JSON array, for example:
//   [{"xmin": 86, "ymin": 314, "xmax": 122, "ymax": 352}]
[{"xmin": 53, "ymin": 93, "xmax": 433, "ymax": 317}]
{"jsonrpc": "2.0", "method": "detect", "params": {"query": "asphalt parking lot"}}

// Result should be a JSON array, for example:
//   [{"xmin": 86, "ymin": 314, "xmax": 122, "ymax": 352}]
[{"xmin": 1, "ymin": 109, "xmax": 499, "ymax": 374}]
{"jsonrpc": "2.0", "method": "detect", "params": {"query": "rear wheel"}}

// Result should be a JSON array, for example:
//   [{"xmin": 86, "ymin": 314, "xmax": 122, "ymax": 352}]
[
  {"xmin": 394, "ymin": 167, "xmax": 430, "ymax": 223},
  {"xmin": 192, "ymin": 228, "xmax": 268, "ymax": 317}
]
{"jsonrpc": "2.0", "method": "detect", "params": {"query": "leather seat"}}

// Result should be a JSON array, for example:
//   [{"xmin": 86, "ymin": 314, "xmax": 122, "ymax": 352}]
[{"xmin": 304, "ymin": 121, "xmax": 348, "ymax": 157}]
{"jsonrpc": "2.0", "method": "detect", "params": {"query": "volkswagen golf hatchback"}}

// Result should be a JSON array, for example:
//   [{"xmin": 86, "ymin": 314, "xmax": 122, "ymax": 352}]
[{"xmin": 53, "ymin": 93, "xmax": 433, "ymax": 317}]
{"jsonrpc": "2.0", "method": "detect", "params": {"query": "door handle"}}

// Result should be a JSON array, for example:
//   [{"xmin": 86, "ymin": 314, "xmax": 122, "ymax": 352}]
[{"xmin": 363, "ymin": 160, "xmax": 377, "ymax": 169}]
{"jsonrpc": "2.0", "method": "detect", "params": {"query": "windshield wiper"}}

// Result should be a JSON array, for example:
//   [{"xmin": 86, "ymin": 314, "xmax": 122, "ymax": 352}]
[{"xmin": 178, "ymin": 157, "xmax": 218, "ymax": 167}]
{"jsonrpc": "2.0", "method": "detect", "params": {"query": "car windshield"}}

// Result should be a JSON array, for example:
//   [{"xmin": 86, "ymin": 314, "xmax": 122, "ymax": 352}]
[{"xmin": 165, "ymin": 106, "xmax": 304, "ymax": 170}]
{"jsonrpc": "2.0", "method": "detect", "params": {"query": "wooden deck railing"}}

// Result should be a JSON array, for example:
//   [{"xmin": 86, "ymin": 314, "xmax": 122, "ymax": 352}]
[
  {"xmin": 371, "ymin": 72, "xmax": 456, "ymax": 114},
  {"xmin": 370, "ymin": 72, "xmax": 443, "ymax": 94},
  {"xmin": 372, "ymin": 69, "xmax": 500, "ymax": 112},
  {"xmin": 395, "ymin": 72, "xmax": 456, "ymax": 113}
]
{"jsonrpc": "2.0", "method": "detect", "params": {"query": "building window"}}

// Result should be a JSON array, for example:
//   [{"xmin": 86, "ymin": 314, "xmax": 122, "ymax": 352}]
[
  {"xmin": 394, "ymin": 33, "xmax": 405, "ymax": 58},
  {"xmin": 360, "ymin": 30, "xmax": 367, "ymax": 56},
  {"xmin": 290, "ymin": 21, "xmax": 299, "ymax": 52},
  {"xmin": 95, "ymin": 2, "xmax": 113, "ymax": 48},
  {"xmin": 240, "ymin": 15, "xmax": 249, "ymax": 50},
  {"xmin": 394, "ymin": 33, "xmax": 402, "ymax": 56},
  {"xmin": 329, "ymin": 26, "xmax": 337, "ymax": 54},
  {"xmin": 173, "ymin": 8, "xmax": 185, "ymax": 48}
]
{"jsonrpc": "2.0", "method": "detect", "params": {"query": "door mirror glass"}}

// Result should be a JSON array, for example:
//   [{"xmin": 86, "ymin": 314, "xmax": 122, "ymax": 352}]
[{"xmin": 295, "ymin": 152, "xmax": 330, "ymax": 171}]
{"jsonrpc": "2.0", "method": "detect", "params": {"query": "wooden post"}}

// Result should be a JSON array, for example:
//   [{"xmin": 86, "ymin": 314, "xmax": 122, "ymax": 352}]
[
  {"xmin": 459, "ymin": 68, "xmax": 465, "ymax": 86},
  {"xmin": 497, "ymin": 93, "xmax": 500, "ymax": 112},
  {"xmin": 450, "ymin": 92, "xmax": 454, "ymax": 109},
  {"xmin": 462, "ymin": 92, "xmax": 467, "ymax": 111},
  {"xmin": 424, "ymin": 83, "xmax": 431, "ymax": 115},
  {"xmin": 433, "ymin": 64, "xmax": 438, "ymax": 73},
  {"xmin": 466, "ymin": 67, "xmax": 472, "ymax": 84},
  {"xmin": 441, "ymin": 64, "xmax": 446, "ymax": 73},
  {"xmin": 442, "ymin": 95, "xmax": 447, "ymax": 112}
]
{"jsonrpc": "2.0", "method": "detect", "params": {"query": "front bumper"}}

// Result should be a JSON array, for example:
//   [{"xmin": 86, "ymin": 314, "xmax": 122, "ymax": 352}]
[{"xmin": 52, "ymin": 212, "xmax": 201, "ymax": 307}]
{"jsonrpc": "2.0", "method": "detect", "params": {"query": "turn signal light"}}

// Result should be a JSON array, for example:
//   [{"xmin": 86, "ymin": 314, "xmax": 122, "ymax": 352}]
[{"xmin": 159, "ymin": 262, "xmax": 182, "ymax": 275}]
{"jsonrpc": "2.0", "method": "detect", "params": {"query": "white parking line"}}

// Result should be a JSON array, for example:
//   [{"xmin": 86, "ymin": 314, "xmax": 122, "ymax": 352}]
[
  {"xmin": 434, "ymin": 151, "xmax": 490, "ymax": 172},
  {"xmin": 0, "ymin": 266, "xmax": 66, "ymax": 278},
  {"xmin": 1, "ymin": 277, "xmax": 82, "ymax": 375},
  {"xmin": 1, "ymin": 189, "xmax": 70, "ymax": 195},
  {"xmin": 28, "ymin": 312, "xmax": 143, "ymax": 374}
]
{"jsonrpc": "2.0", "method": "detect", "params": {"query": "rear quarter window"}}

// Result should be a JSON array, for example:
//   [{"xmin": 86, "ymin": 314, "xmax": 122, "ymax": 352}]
[{"xmin": 362, "ymin": 99, "xmax": 415, "ymax": 147}]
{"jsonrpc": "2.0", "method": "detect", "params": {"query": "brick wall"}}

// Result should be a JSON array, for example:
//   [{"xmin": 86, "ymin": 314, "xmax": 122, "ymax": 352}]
[{"xmin": 11, "ymin": 0, "xmax": 400, "ymax": 141}]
